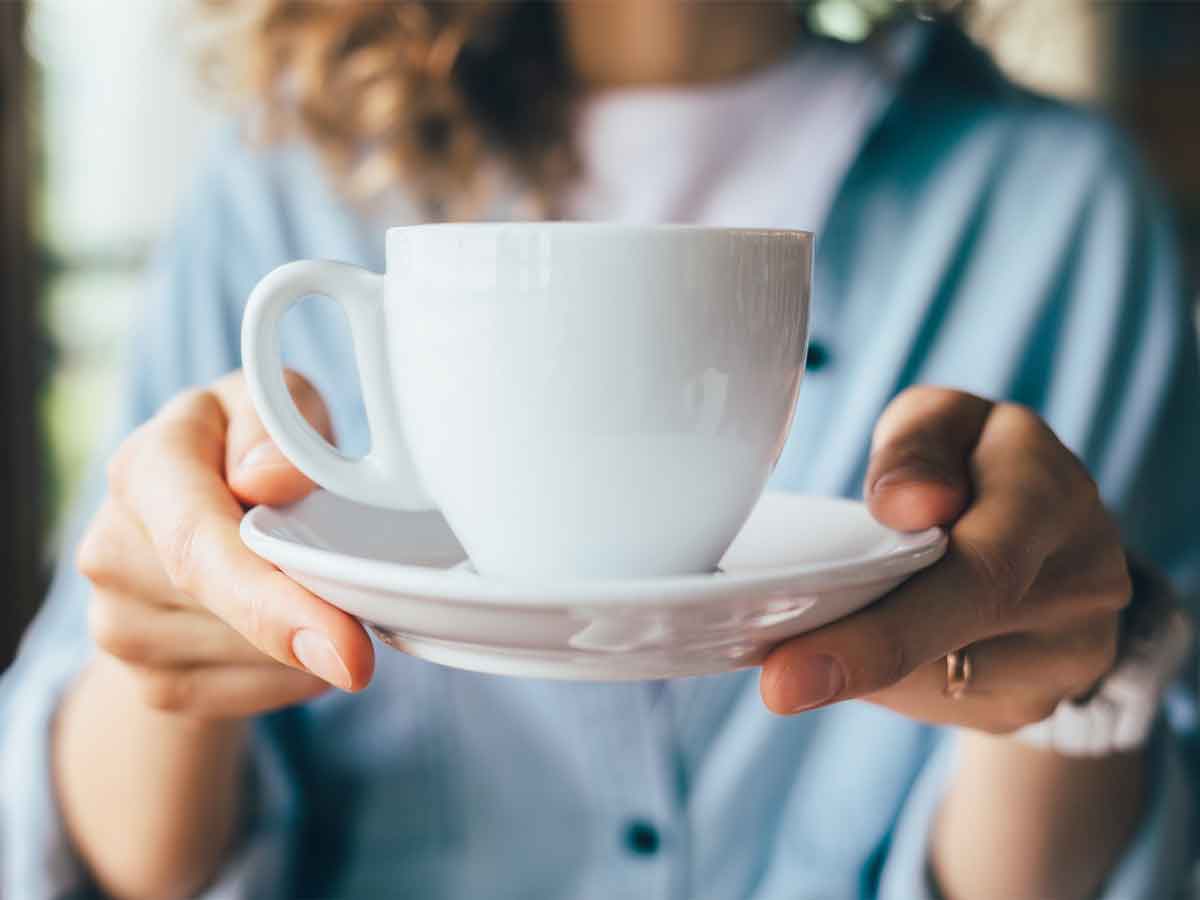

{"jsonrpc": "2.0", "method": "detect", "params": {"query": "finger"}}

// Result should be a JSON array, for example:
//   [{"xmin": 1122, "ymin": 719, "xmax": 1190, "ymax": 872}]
[
  {"xmin": 77, "ymin": 498, "xmax": 187, "ymax": 605},
  {"xmin": 1021, "ymin": 532, "xmax": 1132, "ymax": 627},
  {"xmin": 90, "ymin": 591, "xmax": 272, "ymax": 668},
  {"xmin": 763, "ymin": 406, "xmax": 1087, "ymax": 714},
  {"xmin": 110, "ymin": 389, "xmax": 374, "ymax": 691},
  {"xmin": 217, "ymin": 370, "xmax": 334, "ymax": 508},
  {"xmin": 123, "ymin": 662, "xmax": 331, "ymax": 719},
  {"xmin": 865, "ymin": 387, "xmax": 993, "ymax": 531},
  {"xmin": 865, "ymin": 617, "xmax": 1119, "ymax": 733}
]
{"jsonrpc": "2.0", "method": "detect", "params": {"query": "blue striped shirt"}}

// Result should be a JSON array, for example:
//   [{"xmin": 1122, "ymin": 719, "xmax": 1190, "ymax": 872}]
[{"xmin": 3, "ymin": 25, "xmax": 1197, "ymax": 899}]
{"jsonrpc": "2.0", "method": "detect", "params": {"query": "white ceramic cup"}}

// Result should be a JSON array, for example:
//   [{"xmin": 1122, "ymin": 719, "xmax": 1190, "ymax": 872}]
[{"xmin": 242, "ymin": 223, "xmax": 811, "ymax": 579}]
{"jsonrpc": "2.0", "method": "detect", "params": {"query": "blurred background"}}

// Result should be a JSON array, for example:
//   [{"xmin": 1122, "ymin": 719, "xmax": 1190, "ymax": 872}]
[{"xmin": 1, "ymin": 0, "xmax": 1198, "ymax": 669}]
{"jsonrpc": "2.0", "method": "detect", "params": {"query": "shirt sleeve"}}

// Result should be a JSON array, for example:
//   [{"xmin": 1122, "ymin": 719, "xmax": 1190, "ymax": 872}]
[
  {"xmin": 0, "ymin": 130, "xmax": 302, "ymax": 899},
  {"xmin": 1035, "ymin": 124, "xmax": 1200, "ymax": 614}
]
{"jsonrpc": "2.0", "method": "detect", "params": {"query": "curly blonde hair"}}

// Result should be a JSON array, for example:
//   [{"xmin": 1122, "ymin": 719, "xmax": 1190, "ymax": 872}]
[{"xmin": 200, "ymin": 1, "xmax": 578, "ymax": 216}]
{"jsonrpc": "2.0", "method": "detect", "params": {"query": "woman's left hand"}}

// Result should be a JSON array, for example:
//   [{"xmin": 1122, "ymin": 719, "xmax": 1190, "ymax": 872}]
[{"xmin": 760, "ymin": 386, "xmax": 1131, "ymax": 731}]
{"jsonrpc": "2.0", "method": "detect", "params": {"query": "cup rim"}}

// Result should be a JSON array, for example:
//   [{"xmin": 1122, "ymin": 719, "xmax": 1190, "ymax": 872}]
[{"xmin": 385, "ymin": 221, "xmax": 813, "ymax": 240}]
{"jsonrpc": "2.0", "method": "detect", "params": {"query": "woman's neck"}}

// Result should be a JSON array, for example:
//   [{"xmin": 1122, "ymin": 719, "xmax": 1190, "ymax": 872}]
[{"xmin": 561, "ymin": 0, "xmax": 801, "ymax": 88}]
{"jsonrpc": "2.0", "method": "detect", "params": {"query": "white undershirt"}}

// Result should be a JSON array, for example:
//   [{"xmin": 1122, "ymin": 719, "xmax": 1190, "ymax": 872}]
[{"xmin": 563, "ymin": 27, "xmax": 925, "ymax": 233}]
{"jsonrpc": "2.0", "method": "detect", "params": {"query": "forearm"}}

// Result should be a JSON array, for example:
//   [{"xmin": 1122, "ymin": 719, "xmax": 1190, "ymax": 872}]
[
  {"xmin": 931, "ymin": 732, "xmax": 1147, "ymax": 900},
  {"xmin": 54, "ymin": 656, "xmax": 250, "ymax": 900}
]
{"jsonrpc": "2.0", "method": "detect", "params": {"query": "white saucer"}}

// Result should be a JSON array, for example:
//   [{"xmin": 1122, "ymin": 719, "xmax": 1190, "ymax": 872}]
[{"xmin": 241, "ymin": 491, "xmax": 946, "ymax": 681}]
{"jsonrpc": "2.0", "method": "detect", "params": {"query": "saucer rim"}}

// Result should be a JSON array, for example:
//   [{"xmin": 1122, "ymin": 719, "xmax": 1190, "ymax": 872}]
[{"xmin": 241, "ymin": 492, "xmax": 947, "ymax": 609}]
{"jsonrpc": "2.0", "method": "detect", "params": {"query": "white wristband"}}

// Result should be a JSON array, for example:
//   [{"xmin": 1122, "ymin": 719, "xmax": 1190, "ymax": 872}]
[{"xmin": 1014, "ymin": 608, "xmax": 1192, "ymax": 757}]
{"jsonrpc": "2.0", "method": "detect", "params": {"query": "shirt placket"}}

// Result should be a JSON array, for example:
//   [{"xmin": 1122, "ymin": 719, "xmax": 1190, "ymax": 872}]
[{"xmin": 567, "ymin": 681, "xmax": 686, "ymax": 900}]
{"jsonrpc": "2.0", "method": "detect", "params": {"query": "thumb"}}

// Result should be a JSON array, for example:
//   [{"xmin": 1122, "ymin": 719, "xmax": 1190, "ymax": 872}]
[
  {"xmin": 221, "ymin": 369, "xmax": 334, "ymax": 507},
  {"xmin": 864, "ymin": 387, "xmax": 993, "ymax": 531}
]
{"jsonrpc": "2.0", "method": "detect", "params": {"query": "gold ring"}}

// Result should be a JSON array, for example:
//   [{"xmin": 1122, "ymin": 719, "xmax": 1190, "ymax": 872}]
[{"xmin": 945, "ymin": 648, "xmax": 973, "ymax": 700}]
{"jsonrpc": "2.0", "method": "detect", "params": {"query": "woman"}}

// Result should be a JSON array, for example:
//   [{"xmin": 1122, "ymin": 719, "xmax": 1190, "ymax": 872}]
[{"xmin": 3, "ymin": 3, "xmax": 1198, "ymax": 898}]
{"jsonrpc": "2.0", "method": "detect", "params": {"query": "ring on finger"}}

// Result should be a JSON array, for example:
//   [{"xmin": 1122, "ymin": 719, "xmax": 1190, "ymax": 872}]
[{"xmin": 944, "ymin": 647, "xmax": 973, "ymax": 700}]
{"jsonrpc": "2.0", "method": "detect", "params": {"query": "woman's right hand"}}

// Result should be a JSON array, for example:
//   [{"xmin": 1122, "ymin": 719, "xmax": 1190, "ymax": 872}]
[{"xmin": 77, "ymin": 370, "xmax": 375, "ymax": 719}]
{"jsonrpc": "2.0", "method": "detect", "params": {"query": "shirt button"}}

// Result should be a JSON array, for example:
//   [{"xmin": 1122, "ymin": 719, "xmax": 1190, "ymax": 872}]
[
  {"xmin": 622, "ymin": 819, "xmax": 661, "ymax": 857},
  {"xmin": 806, "ymin": 340, "xmax": 831, "ymax": 372}
]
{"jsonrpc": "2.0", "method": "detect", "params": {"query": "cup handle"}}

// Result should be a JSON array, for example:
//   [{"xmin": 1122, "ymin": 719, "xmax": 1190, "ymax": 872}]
[{"xmin": 241, "ymin": 259, "xmax": 433, "ymax": 510}]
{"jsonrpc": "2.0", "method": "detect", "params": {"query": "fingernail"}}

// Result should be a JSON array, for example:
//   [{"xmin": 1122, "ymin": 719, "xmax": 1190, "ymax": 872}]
[
  {"xmin": 871, "ymin": 461, "xmax": 949, "ymax": 495},
  {"xmin": 292, "ymin": 629, "xmax": 352, "ymax": 691},
  {"xmin": 783, "ymin": 655, "xmax": 845, "ymax": 712},
  {"xmin": 239, "ymin": 441, "xmax": 287, "ymax": 470}
]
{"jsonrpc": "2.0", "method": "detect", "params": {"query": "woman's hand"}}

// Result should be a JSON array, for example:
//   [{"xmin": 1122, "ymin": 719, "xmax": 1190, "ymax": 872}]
[
  {"xmin": 761, "ymin": 386, "xmax": 1147, "ymax": 900},
  {"xmin": 760, "ymin": 386, "xmax": 1129, "ymax": 727},
  {"xmin": 77, "ymin": 370, "xmax": 375, "ymax": 718},
  {"xmin": 61, "ymin": 371, "xmax": 374, "ymax": 900}
]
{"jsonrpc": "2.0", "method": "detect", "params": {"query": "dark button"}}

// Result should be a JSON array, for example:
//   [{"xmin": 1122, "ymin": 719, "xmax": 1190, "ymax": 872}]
[
  {"xmin": 806, "ymin": 340, "xmax": 831, "ymax": 372},
  {"xmin": 623, "ymin": 820, "xmax": 661, "ymax": 856}
]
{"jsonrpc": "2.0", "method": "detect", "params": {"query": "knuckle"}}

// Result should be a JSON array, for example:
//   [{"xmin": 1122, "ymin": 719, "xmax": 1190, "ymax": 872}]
[
  {"xmin": 214, "ymin": 369, "xmax": 247, "ymax": 398},
  {"xmin": 875, "ymin": 386, "xmax": 967, "ymax": 443},
  {"xmin": 992, "ymin": 404, "xmax": 1099, "ymax": 520},
  {"xmin": 138, "ymin": 669, "xmax": 194, "ymax": 712},
  {"xmin": 876, "ymin": 637, "xmax": 910, "ymax": 689},
  {"xmin": 158, "ymin": 389, "xmax": 227, "ymax": 450},
  {"xmin": 892, "ymin": 385, "xmax": 942, "ymax": 410},
  {"xmin": 874, "ymin": 387, "xmax": 929, "ymax": 446},
  {"xmin": 1028, "ymin": 457, "xmax": 1074, "ymax": 511},
  {"xmin": 88, "ymin": 597, "xmax": 135, "ymax": 660},
  {"xmin": 181, "ymin": 393, "xmax": 229, "ymax": 445},
  {"xmin": 163, "ymin": 385, "xmax": 215, "ymax": 418},
  {"xmin": 210, "ymin": 569, "xmax": 285, "ymax": 662},
  {"xmin": 848, "ymin": 619, "xmax": 910, "ymax": 693},
  {"xmin": 234, "ymin": 571, "xmax": 299, "ymax": 663},
  {"xmin": 76, "ymin": 519, "xmax": 115, "ymax": 585},
  {"xmin": 896, "ymin": 385, "xmax": 971, "ymax": 408},
  {"xmin": 241, "ymin": 587, "xmax": 271, "ymax": 655},
  {"xmin": 958, "ymin": 534, "xmax": 1027, "ymax": 618},
  {"xmin": 161, "ymin": 517, "xmax": 204, "ymax": 595},
  {"xmin": 994, "ymin": 402, "xmax": 1046, "ymax": 441},
  {"xmin": 1056, "ymin": 457, "xmax": 1102, "ymax": 525}
]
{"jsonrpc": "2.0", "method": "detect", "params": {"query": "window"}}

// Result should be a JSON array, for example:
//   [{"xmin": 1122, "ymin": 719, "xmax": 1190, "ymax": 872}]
[{"xmin": 30, "ymin": 0, "xmax": 218, "ymax": 534}]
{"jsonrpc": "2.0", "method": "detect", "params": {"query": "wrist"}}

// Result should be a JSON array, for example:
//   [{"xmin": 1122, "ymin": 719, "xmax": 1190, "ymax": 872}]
[
  {"xmin": 1013, "ymin": 559, "xmax": 1191, "ymax": 758},
  {"xmin": 83, "ymin": 654, "xmax": 250, "ymax": 746},
  {"xmin": 935, "ymin": 732, "xmax": 1148, "ymax": 900},
  {"xmin": 57, "ymin": 657, "xmax": 252, "ymax": 900}
]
